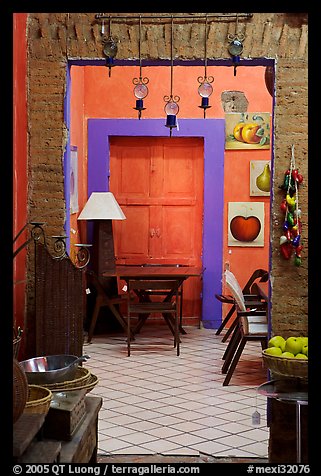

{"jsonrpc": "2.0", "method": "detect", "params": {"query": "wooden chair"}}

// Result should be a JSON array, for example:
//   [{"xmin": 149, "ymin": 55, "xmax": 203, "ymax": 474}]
[
  {"xmin": 126, "ymin": 279, "xmax": 181, "ymax": 357},
  {"xmin": 86, "ymin": 270, "xmax": 133, "ymax": 344},
  {"xmin": 215, "ymin": 268, "xmax": 268, "ymax": 342},
  {"xmin": 220, "ymin": 269, "xmax": 268, "ymax": 386},
  {"xmin": 221, "ymin": 310, "xmax": 268, "ymax": 386}
]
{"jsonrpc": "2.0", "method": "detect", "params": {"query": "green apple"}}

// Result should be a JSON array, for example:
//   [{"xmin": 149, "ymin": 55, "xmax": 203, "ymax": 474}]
[
  {"xmin": 302, "ymin": 344, "xmax": 308, "ymax": 357},
  {"xmin": 299, "ymin": 337, "xmax": 308, "ymax": 346},
  {"xmin": 268, "ymin": 335, "xmax": 286, "ymax": 352},
  {"xmin": 294, "ymin": 353, "xmax": 308, "ymax": 359},
  {"xmin": 284, "ymin": 337, "xmax": 303, "ymax": 356},
  {"xmin": 281, "ymin": 351, "xmax": 295, "ymax": 358},
  {"xmin": 264, "ymin": 347, "xmax": 283, "ymax": 356}
]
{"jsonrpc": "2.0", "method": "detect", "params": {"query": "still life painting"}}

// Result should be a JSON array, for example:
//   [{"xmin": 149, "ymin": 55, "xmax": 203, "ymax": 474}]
[
  {"xmin": 250, "ymin": 160, "xmax": 271, "ymax": 196},
  {"xmin": 228, "ymin": 202, "xmax": 265, "ymax": 247},
  {"xmin": 225, "ymin": 112, "xmax": 271, "ymax": 150}
]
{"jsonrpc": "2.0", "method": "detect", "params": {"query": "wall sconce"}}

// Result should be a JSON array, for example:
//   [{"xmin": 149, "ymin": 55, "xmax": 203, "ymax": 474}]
[
  {"xmin": 198, "ymin": 80, "xmax": 213, "ymax": 117},
  {"xmin": 227, "ymin": 14, "xmax": 245, "ymax": 76},
  {"xmin": 133, "ymin": 81, "xmax": 149, "ymax": 119},
  {"xmin": 164, "ymin": 16, "xmax": 180, "ymax": 137},
  {"xmin": 101, "ymin": 17, "xmax": 118, "ymax": 77},
  {"xmin": 133, "ymin": 16, "xmax": 149, "ymax": 119},
  {"xmin": 164, "ymin": 98, "xmax": 180, "ymax": 134},
  {"xmin": 78, "ymin": 192, "xmax": 126, "ymax": 275},
  {"xmin": 198, "ymin": 15, "xmax": 214, "ymax": 118}
]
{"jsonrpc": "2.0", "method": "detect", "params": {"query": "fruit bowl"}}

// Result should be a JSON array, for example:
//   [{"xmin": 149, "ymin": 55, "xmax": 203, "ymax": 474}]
[{"xmin": 262, "ymin": 350, "xmax": 308, "ymax": 380}]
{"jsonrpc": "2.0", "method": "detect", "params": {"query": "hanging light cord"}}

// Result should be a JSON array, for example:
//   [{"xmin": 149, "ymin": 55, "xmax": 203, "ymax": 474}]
[
  {"xmin": 138, "ymin": 15, "xmax": 142, "ymax": 80},
  {"xmin": 170, "ymin": 15, "xmax": 174, "ymax": 98},
  {"xmin": 204, "ymin": 15, "xmax": 208, "ymax": 79},
  {"xmin": 108, "ymin": 16, "xmax": 112, "ymax": 39}
]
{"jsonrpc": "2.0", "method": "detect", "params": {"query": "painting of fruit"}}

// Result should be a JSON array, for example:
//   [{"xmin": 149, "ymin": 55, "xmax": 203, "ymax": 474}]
[
  {"xmin": 230, "ymin": 215, "xmax": 261, "ymax": 242},
  {"xmin": 250, "ymin": 160, "xmax": 271, "ymax": 196},
  {"xmin": 225, "ymin": 112, "xmax": 271, "ymax": 150},
  {"xmin": 228, "ymin": 202, "xmax": 264, "ymax": 247}
]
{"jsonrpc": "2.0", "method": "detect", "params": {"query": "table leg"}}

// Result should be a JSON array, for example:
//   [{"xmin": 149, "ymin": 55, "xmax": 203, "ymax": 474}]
[
  {"xmin": 296, "ymin": 400, "xmax": 308, "ymax": 463},
  {"xmin": 179, "ymin": 284, "xmax": 187, "ymax": 334}
]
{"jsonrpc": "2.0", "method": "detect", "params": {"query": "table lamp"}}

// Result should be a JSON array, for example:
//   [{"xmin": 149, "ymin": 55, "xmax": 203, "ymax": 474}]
[{"xmin": 78, "ymin": 192, "xmax": 126, "ymax": 275}]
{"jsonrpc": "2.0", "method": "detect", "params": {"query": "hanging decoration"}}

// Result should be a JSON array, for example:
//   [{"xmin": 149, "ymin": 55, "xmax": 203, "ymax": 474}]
[
  {"xmin": 227, "ymin": 14, "xmax": 245, "ymax": 76},
  {"xmin": 279, "ymin": 145, "xmax": 304, "ymax": 266},
  {"xmin": 101, "ymin": 17, "xmax": 118, "ymax": 77},
  {"xmin": 197, "ymin": 15, "xmax": 214, "ymax": 118},
  {"xmin": 132, "ymin": 16, "xmax": 149, "ymax": 119},
  {"xmin": 163, "ymin": 16, "xmax": 180, "ymax": 137}
]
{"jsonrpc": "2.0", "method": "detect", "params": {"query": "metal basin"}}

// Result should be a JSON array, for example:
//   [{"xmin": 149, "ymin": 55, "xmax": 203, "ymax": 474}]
[{"xmin": 19, "ymin": 354, "xmax": 90, "ymax": 385}]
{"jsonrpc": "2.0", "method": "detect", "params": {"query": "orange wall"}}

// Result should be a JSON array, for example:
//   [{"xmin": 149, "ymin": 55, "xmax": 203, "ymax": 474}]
[
  {"xmin": 13, "ymin": 13, "xmax": 28, "ymax": 337},
  {"xmin": 82, "ymin": 64, "xmax": 271, "ymax": 120},
  {"xmin": 70, "ymin": 64, "xmax": 272, "ymax": 316}
]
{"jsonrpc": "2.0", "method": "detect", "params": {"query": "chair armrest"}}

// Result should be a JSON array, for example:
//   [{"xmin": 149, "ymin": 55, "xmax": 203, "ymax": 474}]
[{"xmin": 215, "ymin": 294, "xmax": 235, "ymax": 304}]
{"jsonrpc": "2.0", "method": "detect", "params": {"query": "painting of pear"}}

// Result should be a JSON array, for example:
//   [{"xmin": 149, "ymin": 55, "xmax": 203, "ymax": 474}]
[{"xmin": 256, "ymin": 163, "xmax": 271, "ymax": 192}]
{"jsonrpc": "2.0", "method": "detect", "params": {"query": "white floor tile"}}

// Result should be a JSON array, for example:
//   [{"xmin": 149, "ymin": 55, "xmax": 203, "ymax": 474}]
[
  {"xmin": 86, "ymin": 325, "xmax": 268, "ymax": 458},
  {"xmin": 139, "ymin": 439, "xmax": 184, "ymax": 453}
]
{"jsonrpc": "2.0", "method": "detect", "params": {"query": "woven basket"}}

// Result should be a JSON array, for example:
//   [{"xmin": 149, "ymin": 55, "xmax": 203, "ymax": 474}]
[
  {"xmin": 24, "ymin": 385, "xmax": 53, "ymax": 415},
  {"xmin": 41, "ymin": 367, "xmax": 91, "ymax": 392},
  {"xmin": 13, "ymin": 359, "xmax": 28, "ymax": 423},
  {"xmin": 262, "ymin": 350, "xmax": 308, "ymax": 379},
  {"xmin": 42, "ymin": 370, "xmax": 99, "ymax": 394},
  {"xmin": 64, "ymin": 372, "xmax": 99, "ymax": 394}
]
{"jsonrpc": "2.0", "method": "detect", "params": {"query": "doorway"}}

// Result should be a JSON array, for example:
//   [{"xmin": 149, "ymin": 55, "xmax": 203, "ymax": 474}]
[
  {"xmin": 87, "ymin": 118, "xmax": 225, "ymax": 328},
  {"xmin": 110, "ymin": 136, "xmax": 204, "ymax": 320}
]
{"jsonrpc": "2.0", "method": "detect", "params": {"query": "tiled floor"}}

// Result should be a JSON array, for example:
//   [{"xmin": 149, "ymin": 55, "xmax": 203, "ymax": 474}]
[{"xmin": 83, "ymin": 323, "xmax": 269, "ymax": 460}]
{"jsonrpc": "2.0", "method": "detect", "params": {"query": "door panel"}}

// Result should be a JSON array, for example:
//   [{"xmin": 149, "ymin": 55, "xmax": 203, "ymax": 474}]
[
  {"xmin": 110, "ymin": 136, "xmax": 203, "ymax": 320},
  {"xmin": 116, "ymin": 145, "xmax": 151, "ymax": 198},
  {"xmin": 163, "ymin": 145, "xmax": 195, "ymax": 197},
  {"xmin": 114, "ymin": 205, "xmax": 150, "ymax": 258},
  {"xmin": 162, "ymin": 206, "xmax": 196, "ymax": 260}
]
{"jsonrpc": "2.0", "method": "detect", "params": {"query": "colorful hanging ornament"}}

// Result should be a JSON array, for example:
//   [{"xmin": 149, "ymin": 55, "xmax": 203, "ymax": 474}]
[{"xmin": 279, "ymin": 145, "xmax": 304, "ymax": 266}]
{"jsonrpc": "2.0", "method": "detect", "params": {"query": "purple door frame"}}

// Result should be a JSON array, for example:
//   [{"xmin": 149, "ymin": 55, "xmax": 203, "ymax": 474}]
[{"xmin": 87, "ymin": 118, "xmax": 225, "ymax": 329}]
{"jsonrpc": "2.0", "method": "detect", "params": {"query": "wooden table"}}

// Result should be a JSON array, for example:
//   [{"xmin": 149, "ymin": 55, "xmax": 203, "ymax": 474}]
[{"xmin": 103, "ymin": 265, "xmax": 204, "ymax": 334}]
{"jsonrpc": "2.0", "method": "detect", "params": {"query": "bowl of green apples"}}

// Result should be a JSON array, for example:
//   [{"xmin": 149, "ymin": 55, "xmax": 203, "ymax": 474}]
[{"xmin": 262, "ymin": 335, "xmax": 308, "ymax": 379}]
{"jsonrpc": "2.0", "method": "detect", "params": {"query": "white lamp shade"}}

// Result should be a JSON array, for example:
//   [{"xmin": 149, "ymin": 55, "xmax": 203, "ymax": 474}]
[{"xmin": 78, "ymin": 192, "xmax": 126, "ymax": 220}]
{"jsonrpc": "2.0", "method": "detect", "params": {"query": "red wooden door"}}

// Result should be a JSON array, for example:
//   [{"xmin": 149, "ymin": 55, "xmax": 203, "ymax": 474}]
[{"xmin": 110, "ymin": 137, "xmax": 204, "ymax": 320}]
